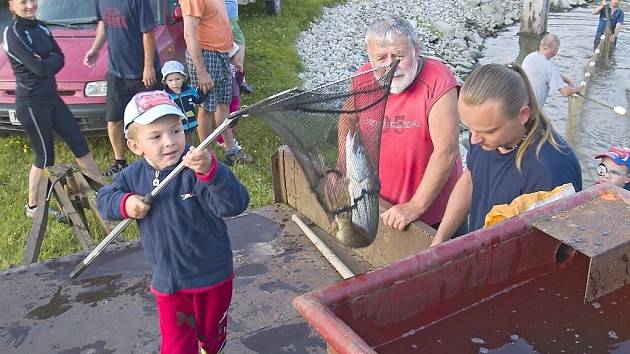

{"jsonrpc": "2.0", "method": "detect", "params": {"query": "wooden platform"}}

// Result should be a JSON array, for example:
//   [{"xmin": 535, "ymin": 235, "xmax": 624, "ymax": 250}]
[{"xmin": 0, "ymin": 204, "xmax": 369, "ymax": 353}]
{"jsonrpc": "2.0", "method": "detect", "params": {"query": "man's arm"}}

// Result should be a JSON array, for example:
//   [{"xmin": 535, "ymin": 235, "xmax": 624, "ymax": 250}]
[
  {"xmin": 83, "ymin": 21, "xmax": 106, "ymax": 67},
  {"xmin": 183, "ymin": 15, "xmax": 214, "ymax": 93},
  {"xmin": 559, "ymin": 74, "xmax": 580, "ymax": 96},
  {"xmin": 593, "ymin": 0, "xmax": 606, "ymax": 15},
  {"xmin": 142, "ymin": 31, "xmax": 156, "ymax": 87},
  {"xmin": 431, "ymin": 168, "xmax": 472, "ymax": 247},
  {"xmin": 381, "ymin": 88, "xmax": 461, "ymax": 230}
]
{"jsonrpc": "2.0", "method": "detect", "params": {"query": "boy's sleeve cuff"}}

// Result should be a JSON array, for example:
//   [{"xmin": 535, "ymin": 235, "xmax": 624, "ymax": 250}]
[
  {"xmin": 120, "ymin": 193, "xmax": 133, "ymax": 219},
  {"xmin": 196, "ymin": 155, "xmax": 218, "ymax": 183}
]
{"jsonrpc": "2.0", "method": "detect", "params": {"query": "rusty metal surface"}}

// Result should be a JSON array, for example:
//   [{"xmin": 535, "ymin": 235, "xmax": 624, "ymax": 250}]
[
  {"xmin": 532, "ymin": 188, "xmax": 630, "ymax": 302},
  {"xmin": 534, "ymin": 191, "xmax": 630, "ymax": 258},
  {"xmin": 272, "ymin": 145, "xmax": 436, "ymax": 268},
  {"xmin": 0, "ymin": 204, "xmax": 351, "ymax": 353}
]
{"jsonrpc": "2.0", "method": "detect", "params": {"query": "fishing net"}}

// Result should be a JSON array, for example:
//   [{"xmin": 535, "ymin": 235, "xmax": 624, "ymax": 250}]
[{"xmin": 250, "ymin": 62, "xmax": 398, "ymax": 248}]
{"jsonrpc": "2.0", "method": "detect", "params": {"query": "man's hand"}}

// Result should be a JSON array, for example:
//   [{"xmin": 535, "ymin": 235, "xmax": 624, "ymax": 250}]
[
  {"xmin": 143, "ymin": 66, "xmax": 157, "ymax": 88},
  {"xmin": 380, "ymin": 201, "xmax": 425, "ymax": 231},
  {"xmin": 609, "ymin": 34, "xmax": 617, "ymax": 43},
  {"xmin": 196, "ymin": 69, "xmax": 214, "ymax": 94},
  {"xmin": 125, "ymin": 195, "xmax": 151, "ymax": 219},
  {"xmin": 83, "ymin": 48, "xmax": 100, "ymax": 67},
  {"xmin": 182, "ymin": 146, "xmax": 214, "ymax": 175}
]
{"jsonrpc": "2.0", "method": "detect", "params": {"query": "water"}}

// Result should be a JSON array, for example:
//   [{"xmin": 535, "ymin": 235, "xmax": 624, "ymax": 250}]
[
  {"xmin": 375, "ymin": 255, "xmax": 630, "ymax": 353},
  {"xmin": 479, "ymin": 5, "xmax": 630, "ymax": 185}
]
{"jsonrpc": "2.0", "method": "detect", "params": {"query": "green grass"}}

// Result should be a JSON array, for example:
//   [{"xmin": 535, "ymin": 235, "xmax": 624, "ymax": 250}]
[{"xmin": 0, "ymin": 0, "xmax": 341, "ymax": 269}]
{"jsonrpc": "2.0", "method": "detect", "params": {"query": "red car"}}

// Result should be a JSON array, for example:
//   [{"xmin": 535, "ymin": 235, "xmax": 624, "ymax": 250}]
[{"xmin": 0, "ymin": 0, "xmax": 185, "ymax": 135}]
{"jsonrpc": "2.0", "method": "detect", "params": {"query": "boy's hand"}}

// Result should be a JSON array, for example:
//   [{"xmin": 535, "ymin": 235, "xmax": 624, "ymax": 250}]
[
  {"xmin": 182, "ymin": 146, "xmax": 214, "ymax": 175},
  {"xmin": 125, "ymin": 195, "xmax": 151, "ymax": 219}
]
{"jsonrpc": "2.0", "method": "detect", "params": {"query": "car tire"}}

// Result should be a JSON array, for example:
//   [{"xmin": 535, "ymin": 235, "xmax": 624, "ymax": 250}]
[{"xmin": 265, "ymin": 0, "xmax": 281, "ymax": 15}]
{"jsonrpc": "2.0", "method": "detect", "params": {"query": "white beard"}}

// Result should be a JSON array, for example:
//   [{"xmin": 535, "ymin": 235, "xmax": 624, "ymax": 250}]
[{"xmin": 389, "ymin": 59, "xmax": 419, "ymax": 94}]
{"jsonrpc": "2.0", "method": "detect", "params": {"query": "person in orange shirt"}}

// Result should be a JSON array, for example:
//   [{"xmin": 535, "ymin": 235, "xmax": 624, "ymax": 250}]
[{"xmin": 180, "ymin": 0, "xmax": 253, "ymax": 164}]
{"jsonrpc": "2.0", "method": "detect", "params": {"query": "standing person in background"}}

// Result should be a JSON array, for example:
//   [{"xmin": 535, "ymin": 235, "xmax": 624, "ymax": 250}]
[
  {"xmin": 4, "ymin": 0, "xmax": 101, "ymax": 218},
  {"xmin": 521, "ymin": 33, "xmax": 580, "ymax": 108},
  {"xmin": 593, "ymin": 0, "xmax": 624, "ymax": 49},
  {"xmin": 431, "ymin": 63, "xmax": 582, "ymax": 247},
  {"xmin": 355, "ymin": 17, "xmax": 463, "ymax": 232},
  {"xmin": 84, "ymin": 0, "xmax": 162, "ymax": 176},
  {"xmin": 225, "ymin": 0, "xmax": 253, "ymax": 94},
  {"xmin": 181, "ymin": 0, "xmax": 254, "ymax": 164}
]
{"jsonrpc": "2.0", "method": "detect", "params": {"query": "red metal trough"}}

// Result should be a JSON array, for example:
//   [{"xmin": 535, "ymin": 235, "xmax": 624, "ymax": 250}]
[{"xmin": 293, "ymin": 184, "xmax": 630, "ymax": 353}]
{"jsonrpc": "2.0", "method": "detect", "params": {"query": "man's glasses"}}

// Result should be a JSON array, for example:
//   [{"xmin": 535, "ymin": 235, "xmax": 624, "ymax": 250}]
[{"xmin": 597, "ymin": 163, "xmax": 628, "ymax": 177}]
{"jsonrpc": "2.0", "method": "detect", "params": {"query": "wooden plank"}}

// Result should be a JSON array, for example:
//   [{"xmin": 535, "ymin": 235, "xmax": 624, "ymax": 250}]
[
  {"xmin": 519, "ymin": 0, "xmax": 550, "ymax": 35},
  {"xmin": 73, "ymin": 172, "xmax": 117, "ymax": 236},
  {"xmin": 278, "ymin": 146, "xmax": 436, "ymax": 268},
  {"xmin": 22, "ymin": 177, "xmax": 50, "ymax": 265},
  {"xmin": 271, "ymin": 148, "xmax": 287, "ymax": 203},
  {"xmin": 53, "ymin": 182, "xmax": 94, "ymax": 250}
]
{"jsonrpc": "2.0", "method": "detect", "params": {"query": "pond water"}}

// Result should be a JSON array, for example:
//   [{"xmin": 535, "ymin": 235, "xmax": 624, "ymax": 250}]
[{"xmin": 478, "ymin": 4, "xmax": 630, "ymax": 186}]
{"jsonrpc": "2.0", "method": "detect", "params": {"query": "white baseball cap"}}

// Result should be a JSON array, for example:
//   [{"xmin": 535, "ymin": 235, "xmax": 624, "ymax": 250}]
[
  {"xmin": 161, "ymin": 60, "xmax": 187, "ymax": 81},
  {"xmin": 124, "ymin": 91, "xmax": 186, "ymax": 138}
]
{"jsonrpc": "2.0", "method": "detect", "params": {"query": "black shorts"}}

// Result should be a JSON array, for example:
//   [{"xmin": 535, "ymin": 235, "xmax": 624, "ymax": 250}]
[
  {"xmin": 105, "ymin": 73, "xmax": 162, "ymax": 122},
  {"xmin": 16, "ymin": 95, "xmax": 90, "ymax": 168}
]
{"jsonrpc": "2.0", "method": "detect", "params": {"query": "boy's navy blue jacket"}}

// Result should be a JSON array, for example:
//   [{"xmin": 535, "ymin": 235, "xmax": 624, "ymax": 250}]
[
  {"xmin": 96, "ymin": 152, "xmax": 249, "ymax": 294},
  {"xmin": 3, "ymin": 16, "xmax": 64, "ymax": 99},
  {"xmin": 165, "ymin": 85, "xmax": 206, "ymax": 131}
]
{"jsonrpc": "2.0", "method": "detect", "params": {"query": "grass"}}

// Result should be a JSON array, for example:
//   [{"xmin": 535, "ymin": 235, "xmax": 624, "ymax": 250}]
[{"xmin": 0, "ymin": 0, "xmax": 341, "ymax": 269}]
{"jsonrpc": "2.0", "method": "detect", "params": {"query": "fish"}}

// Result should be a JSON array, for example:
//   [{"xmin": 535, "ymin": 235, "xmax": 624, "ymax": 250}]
[{"xmin": 332, "ymin": 130, "xmax": 379, "ymax": 248}]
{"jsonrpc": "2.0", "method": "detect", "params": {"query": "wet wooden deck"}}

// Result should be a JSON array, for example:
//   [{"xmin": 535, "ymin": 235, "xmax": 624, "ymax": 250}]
[{"xmin": 0, "ymin": 204, "xmax": 371, "ymax": 353}]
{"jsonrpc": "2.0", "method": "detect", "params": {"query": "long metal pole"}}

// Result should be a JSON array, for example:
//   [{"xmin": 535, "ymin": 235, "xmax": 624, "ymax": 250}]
[{"xmin": 70, "ymin": 87, "xmax": 297, "ymax": 279}]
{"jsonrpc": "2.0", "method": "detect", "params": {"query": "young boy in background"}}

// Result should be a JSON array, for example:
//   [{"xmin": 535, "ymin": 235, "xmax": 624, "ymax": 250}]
[
  {"xmin": 161, "ymin": 60, "xmax": 206, "ymax": 145},
  {"xmin": 595, "ymin": 146, "xmax": 630, "ymax": 191},
  {"xmin": 216, "ymin": 43, "xmax": 242, "ymax": 150},
  {"xmin": 96, "ymin": 90, "xmax": 249, "ymax": 354}
]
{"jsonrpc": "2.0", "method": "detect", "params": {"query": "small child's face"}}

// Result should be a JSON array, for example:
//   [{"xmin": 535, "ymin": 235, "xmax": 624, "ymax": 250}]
[
  {"xmin": 127, "ymin": 115, "xmax": 186, "ymax": 170},
  {"xmin": 165, "ymin": 73, "xmax": 185, "ymax": 93},
  {"xmin": 597, "ymin": 157, "xmax": 630, "ymax": 187}
]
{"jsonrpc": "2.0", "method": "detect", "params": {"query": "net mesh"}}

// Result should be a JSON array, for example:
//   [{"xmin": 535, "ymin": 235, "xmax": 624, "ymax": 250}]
[{"xmin": 248, "ymin": 62, "xmax": 398, "ymax": 248}]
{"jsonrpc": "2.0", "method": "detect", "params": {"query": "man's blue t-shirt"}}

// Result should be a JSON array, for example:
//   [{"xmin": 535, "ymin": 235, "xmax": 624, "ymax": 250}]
[
  {"xmin": 596, "ymin": 7, "xmax": 624, "ymax": 38},
  {"xmin": 96, "ymin": 0, "xmax": 158, "ymax": 79},
  {"xmin": 467, "ymin": 133, "xmax": 582, "ymax": 232},
  {"xmin": 625, "ymin": 183, "xmax": 630, "ymax": 191}
]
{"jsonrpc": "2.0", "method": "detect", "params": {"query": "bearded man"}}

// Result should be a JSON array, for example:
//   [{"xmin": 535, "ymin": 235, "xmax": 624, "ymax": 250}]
[{"xmin": 355, "ymin": 17, "xmax": 463, "ymax": 232}]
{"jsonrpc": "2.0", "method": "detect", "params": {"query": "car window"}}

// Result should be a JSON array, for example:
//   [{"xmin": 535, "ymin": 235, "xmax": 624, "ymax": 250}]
[
  {"xmin": 36, "ymin": 0, "xmax": 162, "ymax": 25},
  {"xmin": 37, "ymin": 0, "xmax": 98, "ymax": 23},
  {"xmin": 167, "ymin": 0, "xmax": 180, "ymax": 24},
  {"xmin": 150, "ymin": 0, "xmax": 164, "ymax": 26}
]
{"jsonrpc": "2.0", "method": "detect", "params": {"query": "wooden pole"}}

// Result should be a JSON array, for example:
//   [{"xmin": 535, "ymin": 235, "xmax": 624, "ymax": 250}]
[{"xmin": 520, "ymin": 0, "xmax": 550, "ymax": 35}]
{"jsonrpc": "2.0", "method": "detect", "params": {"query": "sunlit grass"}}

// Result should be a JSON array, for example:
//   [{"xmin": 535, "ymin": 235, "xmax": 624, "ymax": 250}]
[{"xmin": 0, "ymin": 0, "xmax": 341, "ymax": 269}]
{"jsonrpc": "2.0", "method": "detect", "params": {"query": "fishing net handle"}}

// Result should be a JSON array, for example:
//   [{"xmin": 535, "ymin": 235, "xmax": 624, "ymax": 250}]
[{"xmin": 70, "ymin": 87, "xmax": 298, "ymax": 279}]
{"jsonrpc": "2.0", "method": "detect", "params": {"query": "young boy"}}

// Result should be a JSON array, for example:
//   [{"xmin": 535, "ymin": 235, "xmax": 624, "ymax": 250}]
[
  {"xmin": 161, "ymin": 60, "xmax": 206, "ymax": 145},
  {"xmin": 595, "ymin": 146, "xmax": 630, "ymax": 191},
  {"xmin": 96, "ymin": 90, "xmax": 249, "ymax": 354}
]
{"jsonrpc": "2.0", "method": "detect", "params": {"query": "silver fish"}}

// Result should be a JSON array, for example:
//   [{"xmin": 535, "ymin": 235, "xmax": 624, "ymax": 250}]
[{"xmin": 333, "ymin": 130, "xmax": 379, "ymax": 248}]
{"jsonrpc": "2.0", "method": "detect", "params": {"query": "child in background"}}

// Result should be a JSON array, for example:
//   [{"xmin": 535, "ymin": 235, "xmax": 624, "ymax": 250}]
[
  {"xmin": 595, "ymin": 146, "xmax": 630, "ymax": 191},
  {"xmin": 161, "ymin": 60, "xmax": 206, "ymax": 145},
  {"xmin": 216, "ymin": 43, "xmax": 242, "ymax": 150},
  {"xmin": 97, "ymin": 91, "xmax": 249, "ymax": 354}
]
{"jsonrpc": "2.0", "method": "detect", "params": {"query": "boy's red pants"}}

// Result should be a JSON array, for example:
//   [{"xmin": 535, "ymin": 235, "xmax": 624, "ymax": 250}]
[{"xmin": 152, "ymin": 276, "xmax": 233, "ymax": 354}]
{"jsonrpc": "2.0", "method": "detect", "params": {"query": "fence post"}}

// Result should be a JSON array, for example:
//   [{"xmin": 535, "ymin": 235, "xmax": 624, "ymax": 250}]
[{"xmin": 520, "ymin": 0, "xmax": 550, "ymax": 35}]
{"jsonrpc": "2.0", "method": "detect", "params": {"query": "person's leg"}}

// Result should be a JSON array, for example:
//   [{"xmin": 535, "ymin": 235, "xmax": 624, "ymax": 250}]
[
  {"xmin": 153, "ymin": 291, "xmax": 200, "ymax": 354},
  {"xmin": 49, "ymin": 96, "xmax": 101, "ymax": 176},
  {"xmin": 103, "ymin": 73, "xmax": 130, "ymax": 175},
  {"xmin": 107, "ymin": 120, "xmax": 126, "ymax": 160},
  {"xmin": 27, "ymin": 165, "xmax": 45, "ymax": 208},
  {"xmin": 16, "ymin": 100, "xmax": 58, "ymax": 216},
  {"xmin": 194, "ymin": 278, "xmax": 233, "ymax": 354}
]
